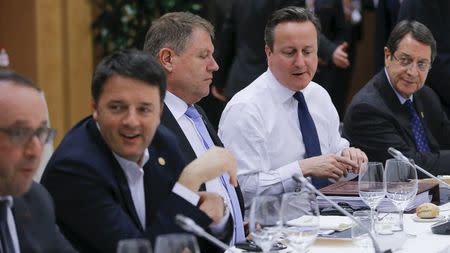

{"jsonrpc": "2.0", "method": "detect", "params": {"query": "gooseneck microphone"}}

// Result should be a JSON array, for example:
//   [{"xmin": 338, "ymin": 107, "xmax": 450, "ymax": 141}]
[
  {"xmin": 387, "ymin": 147, "xmax": 450, "ymax": 188},
  {"xmin": 175, "ymin": 214, "xmax": 239, "ymax": 252},
  {"xmin": 292, "ymin": 174, "xmax": 389, "ymax": 253}
]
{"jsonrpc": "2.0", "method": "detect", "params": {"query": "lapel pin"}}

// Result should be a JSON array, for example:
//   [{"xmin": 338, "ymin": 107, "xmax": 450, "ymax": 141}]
[
  {"xmin": 158, "ymin": 157, "xmax": 166, "ymax": 166},
  {"xmin": 421, "ymin": 112, "xmax": 424, "ymax": 118}
]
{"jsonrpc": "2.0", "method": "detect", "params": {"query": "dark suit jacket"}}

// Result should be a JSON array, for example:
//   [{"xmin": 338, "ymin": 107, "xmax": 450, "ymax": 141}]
[
  {"xmin": 41, "ymin": 116, "xmax": 213, "ymax": 253},
  {"xmin": 213, "ymin": 0, "xmax": 338, "ymax": 99},
  {"xmin": 343, "ymin": 71, "xmax": 450, "ymax": 177},
  {"xmin": 161, "ymin": 104, "xmax": 245, "ymax": 218},
  {"xmin": 398, "ymin": 0, "xmax": 450, "ymax": 117},
  {"xmin": 13, "ymin": 182, "xmax": 76, "ymax": 253}
]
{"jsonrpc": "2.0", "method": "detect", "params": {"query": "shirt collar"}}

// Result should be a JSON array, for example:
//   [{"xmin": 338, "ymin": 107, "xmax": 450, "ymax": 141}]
[
  {"xmin": 384, "ymin": 67, "xmax": 413, "ymax": 104},
  {"xmin": 165, "ymin": 91, "xmax": 189, "ymax": 120},
  {"xmin": 266, "ymin": 69, "xmax": 300, "ymax": 104},
  {"xmin": 0, "ymin": 196, "xmax": 14, "ymax": 208}
]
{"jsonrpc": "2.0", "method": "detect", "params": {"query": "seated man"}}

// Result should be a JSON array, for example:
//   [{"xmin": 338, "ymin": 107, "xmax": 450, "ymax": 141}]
[
  {"xmin": 344, "ymin": 20, "xmax": 450, "ymax": 176},
  {"xmin": 0, "ymin": 70, "xmax": 76, "ymax": 252},
  {"xmin": 41, "ymin": 50, "xmax": 237, "ymax": 253},
  {"xmin": 219, "ymin": 7, "xmax": 366, "ymax": 207},
  {"xmin": 143, "ymin": 12, "xmax": 245, "ymax": 244}
]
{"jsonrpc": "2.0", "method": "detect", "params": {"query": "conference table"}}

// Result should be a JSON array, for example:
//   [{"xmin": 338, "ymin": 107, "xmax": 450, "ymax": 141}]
[{"xmin": 229, "ymin": 203, "xmax": 450, "ymax": 253}]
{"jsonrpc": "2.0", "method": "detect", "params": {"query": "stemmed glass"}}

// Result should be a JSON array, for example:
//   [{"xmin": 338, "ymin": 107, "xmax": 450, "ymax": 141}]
[
  {"xmin": 249, "ymin": 195, "xmax": 282, "ymax": 253},
  {"xmin": 280, "ymin": 191, "xmax": 320, "ymax": 252},
  {"xmin": 117, "ymin": 239, "xmax": 152, "ymax": 253},
  {"xmin": 358, "ymin": 162, "xmax": 386, "ymax": 232},
  {"xmin": 154, "ymin": 233, "xmax": 200, "ymax": 253},
  {"xmin": 385, "ymin": 158, "xmax": 418, "ymax": 231}
]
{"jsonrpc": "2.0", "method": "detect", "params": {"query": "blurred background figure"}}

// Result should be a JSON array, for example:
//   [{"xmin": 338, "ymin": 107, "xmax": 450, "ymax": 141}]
[{"xmin": 398, "ymin": 0, "xmax": 450, "ymax": 118}]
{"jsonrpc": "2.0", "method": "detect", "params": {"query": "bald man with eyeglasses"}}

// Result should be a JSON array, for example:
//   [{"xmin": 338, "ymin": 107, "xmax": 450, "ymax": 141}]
[
  {"xmin": 0, "ymin": 69, "xmax": 77, "ymax": 253},
  {"xmin": 344, "ymin": 20, "xmax": 450, "ymax": 177}
]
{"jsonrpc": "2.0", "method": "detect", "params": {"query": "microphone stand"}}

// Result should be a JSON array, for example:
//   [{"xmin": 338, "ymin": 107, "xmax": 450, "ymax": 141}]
[
  {"xmin": 387, "ymin": 147, "xmax": 450, "ymax": 188},
  {"xmin": 175, "ymin": 214, "xmax": 239, "ymax": 253},
  {"xmin": 292, "ymin": 174, "xmax": 389, "ymax": 253}
]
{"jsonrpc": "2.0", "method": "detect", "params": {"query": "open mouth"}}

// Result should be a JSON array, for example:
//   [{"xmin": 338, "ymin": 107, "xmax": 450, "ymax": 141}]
[{"xmin": 120, "ymin": 133, "xmax": 140, "ymax": 140}]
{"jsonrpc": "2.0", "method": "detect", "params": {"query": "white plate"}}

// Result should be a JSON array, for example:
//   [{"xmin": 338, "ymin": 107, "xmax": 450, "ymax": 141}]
[{"xmin": 412, "ymin": 215, "xmax": 445, "ymax": 222}]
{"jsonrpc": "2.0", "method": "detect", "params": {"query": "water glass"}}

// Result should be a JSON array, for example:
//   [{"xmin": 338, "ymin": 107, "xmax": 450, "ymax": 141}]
[
  {"xmin": 154, "ymin": 233, "xmax": 199, "ymax": 253},
  {"xmin": 249, "ymin": 195, "xmax": 281, "ymax": 253},
  {"xmin": 117, "ymin": 239, "xmax": 152, "ymax": 253}
]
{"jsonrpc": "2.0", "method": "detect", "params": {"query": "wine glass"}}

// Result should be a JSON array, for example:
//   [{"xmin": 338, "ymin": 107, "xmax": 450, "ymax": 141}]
[
  {"xmin": 249, "ymin": 195, "xmax": 281, "ymax": 253},
  {"xmin": 385, "ymin": 158, "xmax": 418, "ymax": 231},
  {"xmin": 154, "ymin": 233, "xmax": 200, "ymax": 253},
  {"xmin": 117, "ymin": 239, "xmax": 152, "ymax": 253},
  {"xmin": 280, "ymin": 191, "xmax": 320, "ymax": 252},
  {"xmin": 358, "ymin": 162, "xmax": 385, "ymax": 232}
]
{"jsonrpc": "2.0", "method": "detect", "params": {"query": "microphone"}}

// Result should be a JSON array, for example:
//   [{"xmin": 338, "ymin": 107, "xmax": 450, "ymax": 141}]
[
  {"xmin": 387, "ymin": 147, "xmax": 450, "ymax": 188},
  {"xmin": 175, "ymin": 214, "xmax": 239, "ymax": 252},
  {"xmin": 292, "ymin": 174, "xmax": 389, "ymax": 253}
]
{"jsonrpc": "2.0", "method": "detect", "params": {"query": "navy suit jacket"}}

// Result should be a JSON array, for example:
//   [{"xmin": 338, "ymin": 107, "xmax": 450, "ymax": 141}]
[
  {"xmin": 343, "ymin": 71, "xmax": 450, "ymax": 177},
  {"xmin": 13, "ymin": 182, "xmax": 76, "ymax": 253},
  {"xmin": 161, "ymin": 104, "xmax": 245, "ymax": 219},
  {"xmin": 41, "ymin": 116, "xmax": 213, "ymax": 253}
]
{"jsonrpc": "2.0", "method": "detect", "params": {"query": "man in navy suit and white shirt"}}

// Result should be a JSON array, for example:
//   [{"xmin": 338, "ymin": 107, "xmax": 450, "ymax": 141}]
[
  {"xmin": 41, "ymin": 50, "xmax": 238, "ymax": 253},
  {"xmin": 0, "ymin": 70, "xmax": 76, "ymax": 253}
]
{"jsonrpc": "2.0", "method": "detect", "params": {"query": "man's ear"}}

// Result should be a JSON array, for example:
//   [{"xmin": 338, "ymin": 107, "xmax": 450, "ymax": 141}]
[
  {"xmin": 91, "ymin": 99, "xmax": 98, "ymax": 120},
  {"xmin": 159, "ymin": 48, "xmax": 175, "ymax": 72},
  {"xmin": 384, "ymin": 47, "xmax": 391, "ymax": 68}
]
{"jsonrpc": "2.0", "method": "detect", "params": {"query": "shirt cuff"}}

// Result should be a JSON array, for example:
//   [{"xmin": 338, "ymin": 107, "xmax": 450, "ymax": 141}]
[
  {"xmin": 278, "ymin": 160, "xmax": 303, "ymax": 181},
  {"xmin": 172, "ymin": 182, "xmax": 200, "ymax": 206}
]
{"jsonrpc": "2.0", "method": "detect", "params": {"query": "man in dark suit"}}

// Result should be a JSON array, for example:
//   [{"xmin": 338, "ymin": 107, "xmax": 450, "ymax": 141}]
[
  {"xmin": 344, "ymin": 20, "xmax": 450, "ymax": 177},
  {"xmin": 143, "ymin": 12, "xmax": 246, "ymax": 245},
  {"xmin": 41, "ymin": 50, "xmax": 238, "ymax": 253},
  {"xmin": 398, "ymin": 0, "xmax": 450, "ymax": 118},
  {"xmin": 0, "ymin": 70, "xmax": 76, "ymax": 253}
]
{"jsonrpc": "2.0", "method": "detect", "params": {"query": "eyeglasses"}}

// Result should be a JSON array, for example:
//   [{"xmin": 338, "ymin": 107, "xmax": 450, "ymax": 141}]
[
  {"xmin": 0, "ymin": 126, "xmax": 56, "ymax": 146},
  {"xmin": 392, "ymin": 54, "xmax": 431, "ymax": 72}
]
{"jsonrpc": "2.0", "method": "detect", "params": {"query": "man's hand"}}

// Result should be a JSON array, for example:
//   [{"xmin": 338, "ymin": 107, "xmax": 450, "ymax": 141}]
[
  {"xmin": 299, "ymin": 154, "xmax": 358, "ymax": 180},
  {"xmin": 332, "ymin": 42, "xmax": 350, "ymax": 69},
  {"xmin": 341, "ymin": 147, "xmax": 368, "ymax": 173},
  {"xmin": 178, "ymin": 147, "xmax": 238, "ymax": 191},
  {"xmin": 198, "ymin": 192, "xmax": 225, "ymax": 224}
]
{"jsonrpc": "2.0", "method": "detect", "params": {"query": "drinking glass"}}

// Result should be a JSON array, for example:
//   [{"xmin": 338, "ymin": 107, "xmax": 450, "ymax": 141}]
[
  {"xmin": 154, "ymin": 233, "xmax": 199, "ymax": 253},
  {"xmin": 280, "ymin": 191, "xmax": 320, "ymax": 252},
  {"xmin": 249, "ymin": 195, "xmax": 281, "ymax": 253},
  {"xmin": 117, "ymin": 239, "xmax": 152, "ymax": 253},
  {"xmin": 359, "ymin": 162, "xmax": 385, "ymax": 232},
  {"xmin": 385, "ymin": 158, "xmax": 418, "ymax": 231}
]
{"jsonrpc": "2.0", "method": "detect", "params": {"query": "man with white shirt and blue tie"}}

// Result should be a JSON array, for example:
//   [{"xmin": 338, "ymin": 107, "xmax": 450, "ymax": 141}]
[
  {"xmin": 143, "ymin": 12, "xmax": 246, "ymax": 248},
  {"xmin": 219, "ymin": 7, "xmax": 367, "ymax": 206}
]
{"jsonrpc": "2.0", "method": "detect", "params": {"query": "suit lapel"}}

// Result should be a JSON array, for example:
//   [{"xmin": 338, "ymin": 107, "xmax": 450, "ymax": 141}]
[
  {"xmin": 12, "ymin": 196, "xmax": 31, "ymax": 252},
  {"xmin": 162, "ymin": 104, "xmax": 198, "ymax": 162},
  {"xmin": 87, "ymin": 119, "xmax": 143, "ymax": 231},
  {"xmin": 375, "ymin": 71, "xmax": 416, "ymax": 142},
  {"xmin": 195, "ymin": 105, "xmax": 224, "ymax": 147},
  {"xmin": 414, "ymin": 93, "xmax": 440, "ymax": 151}
]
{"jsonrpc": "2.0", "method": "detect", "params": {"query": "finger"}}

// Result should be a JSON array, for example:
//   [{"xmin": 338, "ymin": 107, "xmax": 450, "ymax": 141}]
[
  {"xmin": 335, "ymin": 155, "xmax": 358, "ymax": 168},
  {"xmin": 229, "ymin": 174, "xmax": 238, "ymax": 187},
  {"xmin": 340, "ymin": 41, "xmax": 349, "ymax": 51}
]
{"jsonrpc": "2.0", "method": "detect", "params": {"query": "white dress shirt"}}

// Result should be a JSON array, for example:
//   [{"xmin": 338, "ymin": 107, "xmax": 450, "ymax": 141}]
[
  {"xmin": 165, "ymin": 91, "xmax": 232, "ymax": 240},
  {"xmin": 219, "ymin": 69, "xmax": 349, "ymax": 205},
  {"xmin": 0, "ymin": 196, "xmax": 20, "ymax": 253}
]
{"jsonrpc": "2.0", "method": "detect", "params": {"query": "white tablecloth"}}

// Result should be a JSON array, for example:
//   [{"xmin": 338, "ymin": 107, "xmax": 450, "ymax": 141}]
[{"xmin": 228, "ymin": 203, "xmax": 450, "ymax": 253}]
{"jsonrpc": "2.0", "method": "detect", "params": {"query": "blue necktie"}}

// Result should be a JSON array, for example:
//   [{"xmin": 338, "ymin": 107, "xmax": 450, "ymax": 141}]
[
  {"xmin": 185, "ymin": 106, "xmax": 245, "ymax": 243},
  {"xmin": 293, "ymin": 92, "xmax": 330, "ymax": 189},
  {"xmin": 404, "ymin": 99, "xmax": 430, "ymax": 152},
  {"xmin": 0, "ymin": 200, "xmax": 15, "ymax": 253}
]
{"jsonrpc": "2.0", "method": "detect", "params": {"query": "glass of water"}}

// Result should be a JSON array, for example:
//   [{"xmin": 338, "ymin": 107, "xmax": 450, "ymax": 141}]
[
  {"xmin": 154, "ymin": 233, "xmax": 199, "ymax": 253},
  {"xmin": 359, "ymin": 162, "xmax": 385, "ymax": 232},
  {"xmin": 280, "ymin": 191, "xmax": 319, "ymax": 252},
  {"xmin": 249, "ymin": 195, "xmax": 281, "ymax": 253},
  {"xmin": 117, "ymin": 238, "xmax": 152, "ymax": 253}
]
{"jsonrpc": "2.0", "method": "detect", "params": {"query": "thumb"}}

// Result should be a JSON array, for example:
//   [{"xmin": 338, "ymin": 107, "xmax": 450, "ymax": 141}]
[{"xmin": 340, "ymin": 42, "xmax": 349, "ymax": 51}]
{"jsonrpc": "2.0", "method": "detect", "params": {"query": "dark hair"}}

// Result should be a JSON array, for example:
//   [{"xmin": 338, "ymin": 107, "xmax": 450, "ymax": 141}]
[
  {"xmin": 386, "ymin": 20, "xmax": 437, "ymax": 62},
  {"xmin": 264, "ymin": 6, "xmax": 321, "ymax": 50},
  {"xmin": 0, "ymin": 69, "xmax": 40, "ymax": 91},
  {"xmin": 91, "ymin": 49, "xmax": 166, "ymax": 103},
  {"xmin": 143, "ymin": 12, "xmax": 214, "ymax": 57}
]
